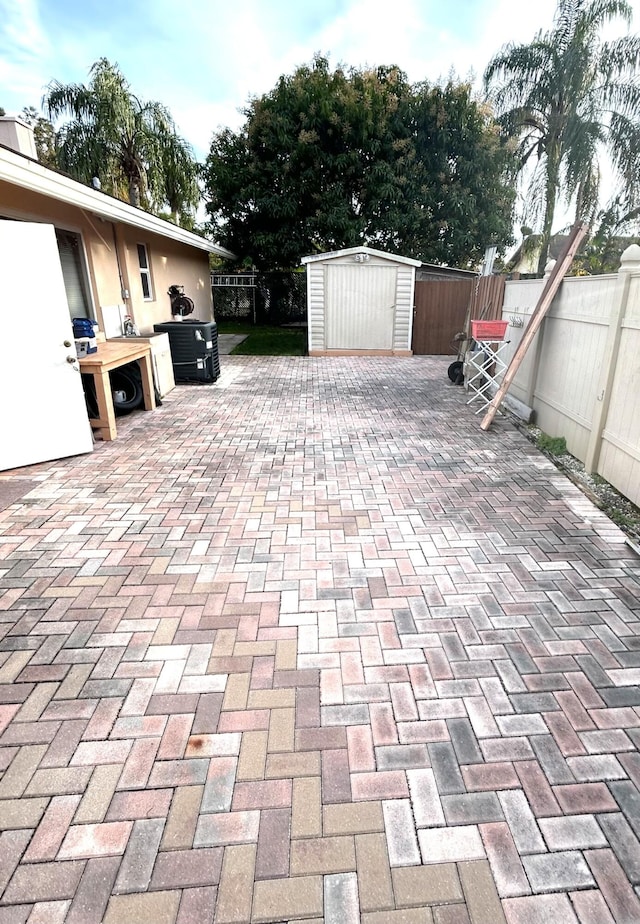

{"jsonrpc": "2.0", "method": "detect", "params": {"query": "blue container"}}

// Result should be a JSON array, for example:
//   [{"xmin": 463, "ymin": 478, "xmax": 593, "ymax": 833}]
[
  {"xmin": 72, "ymin": 318, "xmax": 96, "ymax": 338},
  {"xmin": 72, "ymin": 318, "xmax": 98, "ymax": 353}
]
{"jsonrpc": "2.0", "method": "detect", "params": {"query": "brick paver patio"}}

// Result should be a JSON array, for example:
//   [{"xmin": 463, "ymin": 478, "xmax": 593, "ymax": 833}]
[{"xmin": 1, "ymin": 354, "xmax": 639, "ymax": 923}]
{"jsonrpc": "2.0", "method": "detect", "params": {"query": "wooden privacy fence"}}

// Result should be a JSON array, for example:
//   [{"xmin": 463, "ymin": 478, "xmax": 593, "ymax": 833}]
[
  {"xmin": 468, "ymin": 275, "xmax": 506, "ymax": 325},
  {"xmin": 412, "ymin": 279, "xmax": 472, "ymax": 354},
  {"xmin": 412, "ymin": 275, "xmax": 505, "ymax": 354}
]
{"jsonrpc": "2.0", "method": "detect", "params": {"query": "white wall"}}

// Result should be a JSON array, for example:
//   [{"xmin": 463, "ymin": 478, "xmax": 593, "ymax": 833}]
[
  {"xmin": 501, "ymin": 248, "xmax": 640, "ymax": 506},
  {"xmin": 598, "ymin": 271, "xmax": 640, "ymax": 502}
]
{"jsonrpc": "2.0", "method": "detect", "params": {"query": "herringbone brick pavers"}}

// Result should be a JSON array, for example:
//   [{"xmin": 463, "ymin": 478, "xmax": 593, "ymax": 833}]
[{"xmin": 0, "ymin": 354, "xmax": 639, "ymax": 922}]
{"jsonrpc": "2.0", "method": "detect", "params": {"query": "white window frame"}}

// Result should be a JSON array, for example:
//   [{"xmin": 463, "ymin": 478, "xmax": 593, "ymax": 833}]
[{"xmin": 137, "ymin": 242, "xmax": 154, "ymax": 301}]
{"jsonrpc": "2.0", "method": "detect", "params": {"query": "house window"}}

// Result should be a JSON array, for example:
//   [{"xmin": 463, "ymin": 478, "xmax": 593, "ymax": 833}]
[
  {"xmin": 137, "ymin": 243, "xmax": 153, "ymax": 300},
  {"xmin": 55, "ymin": 229, "xmax": 93, "ymax": 319}
]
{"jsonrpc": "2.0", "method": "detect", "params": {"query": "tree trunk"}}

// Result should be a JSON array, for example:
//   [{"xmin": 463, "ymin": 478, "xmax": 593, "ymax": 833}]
[
  {"xmin": 537, "ymin": 147, "xmax": 560, "ymax": 276},
  {"xmin": 128, "ymin": 180, "xmax": 141, "ymax": 209}
]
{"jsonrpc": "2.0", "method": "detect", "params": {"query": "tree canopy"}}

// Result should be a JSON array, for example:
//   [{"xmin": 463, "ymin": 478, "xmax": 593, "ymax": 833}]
[
  {"xmin": 20, "ymin": 106, "xmax": 57, "ymax": 168},
  {"xmin": 44, "ymin": 58, "xmax": 200, "ymax": 225},
  {"xmin": 485, "ymin": 0, "xmax": 640, "ymax": 274},
  {"xmin": 204, "ymin": 57, "xmax": 517, "ymax": 270}
]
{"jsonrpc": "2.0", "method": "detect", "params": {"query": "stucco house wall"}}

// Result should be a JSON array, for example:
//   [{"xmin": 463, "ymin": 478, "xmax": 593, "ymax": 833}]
[
  {"xmin": 0, "ymin": 127, "xmax": 231, "ymax": 336},
  {"xmin": 109, "ymin": 223, "xmax": 214, "ymax": 334}
]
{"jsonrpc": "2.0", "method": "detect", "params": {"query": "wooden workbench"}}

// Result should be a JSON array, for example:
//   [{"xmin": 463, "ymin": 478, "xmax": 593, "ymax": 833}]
[{"xmin": 78, "ymin": 340, "xmax": 156, "ymax": 441}]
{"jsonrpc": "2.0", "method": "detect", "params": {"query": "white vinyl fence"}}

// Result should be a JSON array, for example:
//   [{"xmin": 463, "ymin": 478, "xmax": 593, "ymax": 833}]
[{"xmin": 499, "ymin": 245, "xmax": 640, "ymax": 507}]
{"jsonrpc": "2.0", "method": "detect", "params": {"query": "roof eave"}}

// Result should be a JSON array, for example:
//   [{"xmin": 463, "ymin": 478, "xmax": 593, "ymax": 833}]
[
  {"xmin": 419, "ymin": 262, "xmax": 478, "ymax": 277},
  {"xmin": 301, "ymin": 245, "xmax": 422, "ymax": 267},
  {"xmin": 0, "ymin": 144, "xmax": 235, "ymax": 260}
]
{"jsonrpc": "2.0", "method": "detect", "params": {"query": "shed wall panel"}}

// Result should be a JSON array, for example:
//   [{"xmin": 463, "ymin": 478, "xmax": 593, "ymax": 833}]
[
  {"xmin": 307, "ymin": 263, "xmax": 326, "ymax": 353},
  {"xmin": 394, "ymin": 265, "xmax": 415, "ymax": 351}
]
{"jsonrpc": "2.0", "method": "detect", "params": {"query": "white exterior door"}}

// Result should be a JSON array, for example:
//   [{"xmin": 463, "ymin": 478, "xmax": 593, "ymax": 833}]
[
  {"xmin": 0, "ymin": 221, "xmax": 94, "ymax": 471},
  {"xmin": 325, "ymin": 264, "xmax": 397, "ymax": 350}
]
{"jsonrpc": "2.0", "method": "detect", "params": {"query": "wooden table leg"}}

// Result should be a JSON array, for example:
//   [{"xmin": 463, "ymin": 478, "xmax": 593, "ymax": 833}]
[
  {"xmin": 93, "ymin": 369, "xmax": 117, "ymax": 440},
  {"xmin": 80, "ymin": 344, "xmax": 155, "ymax": 440},
  {"xmin": 139, "ymin": 354, "xmax": 156, "ymax": 411}
]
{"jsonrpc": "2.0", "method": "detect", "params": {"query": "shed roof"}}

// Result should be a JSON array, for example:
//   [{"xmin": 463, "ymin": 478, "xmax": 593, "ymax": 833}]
[
  {"xmin": 0, "ymin": 142, "xmax": 235, "ymax": 259},
  {"xmin": 301, "ymin": 245, "xmax": 421, "ymax": 267},
  {"xmin": 418, "ymin": 262, "xmax": 477, "ymax": 278}
]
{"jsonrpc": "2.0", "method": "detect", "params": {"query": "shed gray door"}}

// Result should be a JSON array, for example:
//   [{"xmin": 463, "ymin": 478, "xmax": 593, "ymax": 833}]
[{"xmin": 325, "ymin": 264, "xmax": 397, "ymax": 350}]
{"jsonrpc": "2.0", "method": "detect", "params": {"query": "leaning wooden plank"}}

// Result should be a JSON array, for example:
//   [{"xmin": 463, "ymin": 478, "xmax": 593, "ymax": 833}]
[{"xmin": 480, "ymin": 222, "xmax": 589, "ymax": 431}]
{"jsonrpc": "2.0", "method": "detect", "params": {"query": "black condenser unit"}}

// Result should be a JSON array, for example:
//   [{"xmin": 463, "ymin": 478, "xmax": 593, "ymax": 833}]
[{"xmin": 153, "ymin": 320, "xmax": 220, "ymax": 383}]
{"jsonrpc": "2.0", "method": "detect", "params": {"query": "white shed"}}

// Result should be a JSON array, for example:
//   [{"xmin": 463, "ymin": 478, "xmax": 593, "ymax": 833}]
[{"xmin": 301, "ymin": 246, "xmax": 421, "ymax": 356}]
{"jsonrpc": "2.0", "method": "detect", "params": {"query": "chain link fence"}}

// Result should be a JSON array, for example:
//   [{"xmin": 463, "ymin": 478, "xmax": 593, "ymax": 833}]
[{"xmin": 212, "ymin": 271, "xmax": 307, "ymax": 325}]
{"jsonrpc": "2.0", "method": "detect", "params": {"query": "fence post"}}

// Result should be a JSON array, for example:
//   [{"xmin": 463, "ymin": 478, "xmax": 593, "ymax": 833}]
[{"xmin": 584, "ymin": 244, "xmax": 640, "ymax": 473}]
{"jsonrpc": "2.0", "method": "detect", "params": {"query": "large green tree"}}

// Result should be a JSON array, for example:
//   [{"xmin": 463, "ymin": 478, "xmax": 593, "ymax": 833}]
[
  {"xmin": 408, "ymin": 82, "xmax": 517, "ymax": 265},
  {"xmin": 204, "ymin": 57, "xmax": 516, "ymax": 270},
  {"xmin": 485, "ymin": 0, "xmax": 640, "ymax": 274},
  {"xmin": 44, "ymin": 58, "xmax": 200, "ymax": 223}
]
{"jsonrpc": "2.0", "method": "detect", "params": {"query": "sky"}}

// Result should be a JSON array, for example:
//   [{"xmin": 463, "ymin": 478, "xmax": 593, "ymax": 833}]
[{"xmin": 1, "ymin": 0, "xmax": 638, "ymax": 232}]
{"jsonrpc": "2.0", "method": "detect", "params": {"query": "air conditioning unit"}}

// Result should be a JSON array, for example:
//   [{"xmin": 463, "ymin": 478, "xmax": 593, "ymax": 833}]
[{"xmin": 153, "ymin": 320, "xmax": 220, "ymax": 384}]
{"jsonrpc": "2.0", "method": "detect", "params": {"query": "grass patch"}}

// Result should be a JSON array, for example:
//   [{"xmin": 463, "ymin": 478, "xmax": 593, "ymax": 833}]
[
  {"xmin": 217, "ymin": 321, "xmax": 307, "ymax": 356},
  {"xmin": 216, "ymin": 321, "xmax": 256, "ymax": 335},
  {"xmin": 608, "ymin": 508, "xmax": 640, "ymax": 531},
  {"xmin": 536, "ymin": 432, "xmax": 567, "ymax": 456}
]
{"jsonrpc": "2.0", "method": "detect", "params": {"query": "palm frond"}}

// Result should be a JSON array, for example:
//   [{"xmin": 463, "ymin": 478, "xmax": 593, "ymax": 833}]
[
  {"xmin": 608, "ymin": 112, "xmax": 640, "ymax": 196},
  {"xmin": 42, "ymin": 58, "xmax": 199, "ymax": 218},
  {"xmin": 597, "ymin": 34, "xmax": 640, "ymax": 76},
  {"xmin": 44, "ymin": 83, "xmax": 96, "ymax": 121},
  {"xmin": 577, "ymin": 0, "xmax": 632, "ymax": 33},
  {"xmin": 484, "ymin": 0, "xmax": 640, "ymax": 268},
  {"xmin": 592, "ymin": 76, "xmax": 640, "ymax": 118}
]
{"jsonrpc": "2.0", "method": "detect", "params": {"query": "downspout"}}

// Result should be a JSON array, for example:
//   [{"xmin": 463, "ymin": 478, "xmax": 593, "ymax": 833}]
[{"xmin": 111, "ymin": 222, "xmax": 131, "ymax": 308}]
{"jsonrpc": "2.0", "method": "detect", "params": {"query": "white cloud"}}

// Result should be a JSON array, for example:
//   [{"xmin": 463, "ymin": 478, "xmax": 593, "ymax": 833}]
[
  {"xmin": 0, "ymin": 0, "xmax": 52, "ymax": 111},
  {"xmin": 160, "ymin": 0, "xmax": 562, "ymax": 153},
  {"xmin": 0, "ymin": 0, "xmax": 575, "ymax": 138},
  {"xmin": 1, "ymin": 0, "xmax": 634, "ymax": 234},
  {"xmin": 1, "ymin": 0, "xmax": 49, "ymax": 56},
  {"xmin": 1, "ymin": 0, "xmax": 634, "ymax": 136}
]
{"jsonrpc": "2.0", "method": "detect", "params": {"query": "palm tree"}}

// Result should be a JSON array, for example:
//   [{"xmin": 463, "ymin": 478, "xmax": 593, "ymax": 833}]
[
  {"xmin": 485, "ymin": 0, "xmax": 640, "ymax": 274},
  {"xmin": 44, "ymin": 58, "xmax": 200, "ymax": 220},
  {"xmin": 161, "ymin": 135, "xmax": 201, "ymax": 226}
]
